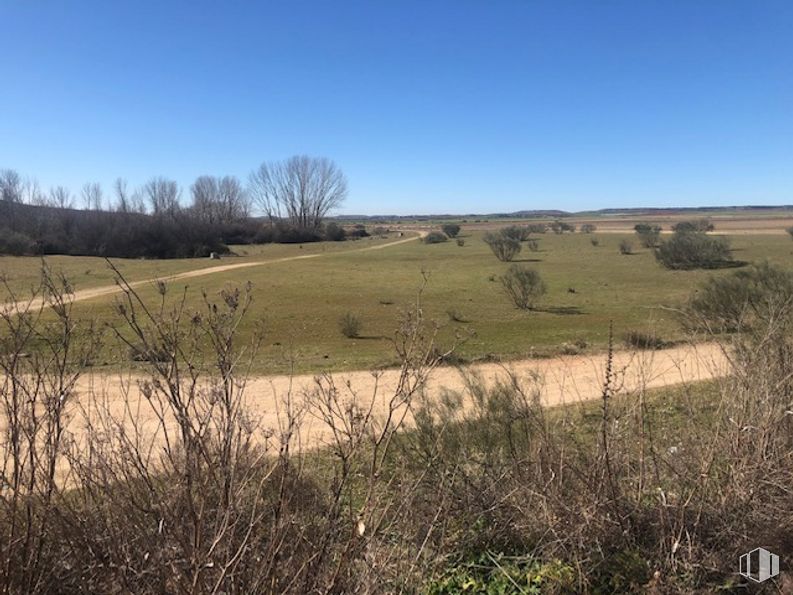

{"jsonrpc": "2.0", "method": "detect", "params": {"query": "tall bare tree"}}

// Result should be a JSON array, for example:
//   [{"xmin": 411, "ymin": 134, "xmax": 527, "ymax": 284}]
[
  {"xmin": 113, "ymin": 178, "xmax": 130, "ymax": 213},
  {"xmin": 48, "ymin": 186, "xmax": 73, "ymax": 209},
  {"xmin": 190, "ymin": 175, "xmax": 250, "ymax": 224},
  {"xmin": 0, "ymin": 169, "xmax": 22, "ymax": 202},
  {"xmin": 143, "ymin": 177, "xmax": 181, "ymax": 217},
  {"xmin": 249, "ymin": 155, "xmax": 347, "ymax": 230},
  {"xmin": 23, "ymin": 179, "xmax": 45, "ymax": 205},
  {"xmin": 81, "ymin": 182, "xmax": 104, "ymax": 211}
]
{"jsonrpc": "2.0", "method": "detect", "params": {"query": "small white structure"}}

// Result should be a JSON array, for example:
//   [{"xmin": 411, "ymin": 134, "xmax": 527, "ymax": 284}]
[{"xmin": 209, "ymin": 252, "xmax": 220, "ymax": 260}]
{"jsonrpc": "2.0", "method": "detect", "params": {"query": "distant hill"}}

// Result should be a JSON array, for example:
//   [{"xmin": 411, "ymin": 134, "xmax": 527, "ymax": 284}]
[{"xmin": 333, "ymin": 205, "xmax": 793, "ymax": 222}]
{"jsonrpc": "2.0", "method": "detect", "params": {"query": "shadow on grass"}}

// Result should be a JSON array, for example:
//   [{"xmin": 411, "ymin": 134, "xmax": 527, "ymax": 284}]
[
  {"xmin": 666, "ymin": 259, "xmax": 749, "ymax": 270},
  {"xmin": 538, "ymin": 305, "xmax": 584, "ymax": 316},
  {"xmin": 511, "ymin": 258, "xmax": 543, "ymax": 263}
]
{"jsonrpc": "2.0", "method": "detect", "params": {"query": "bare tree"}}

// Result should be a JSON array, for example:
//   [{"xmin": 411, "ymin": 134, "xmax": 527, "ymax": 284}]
[
  {"xmin": 190, "ymin": 175, "xmax": 250, "ymax": 224},
  {"xmin": 143, "ymin": 177, "xmax": 181, "ymax": 217},
  {"xmin": 249, "ymin": 155, "xmax": 347, "ymax": 230},
  {"xmin": 0, "ymin": 169, "xmax": 22, "ymax": 202},
  {"xmin": 48, "ymin": 186, "xmax": 73, "ymax": 209},
  {"xmin": 23, "ymin": 179, "xmax": 46, "ymax": 205},
  {"xmin": 81, "ymin": 182, "xmax": 104, "ymax": 211},
  {"xmin": 113, "ymin": 178, "xmax": 130, "ymax": 213}
]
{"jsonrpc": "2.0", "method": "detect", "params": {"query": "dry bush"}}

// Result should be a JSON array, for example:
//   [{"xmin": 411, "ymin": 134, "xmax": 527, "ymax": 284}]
[
  {"xmin": 634, "ymin": 223, "xmax": 662, "ymax": 248},
  {"xmin": 499, "ymin": 265, "xmax": 546, "ymax": 310},
  {"xmin": 619, "ymin": 239, "xmax": 633, "ymax": 255},
  {"xmin": 423, "ymin": 231, "xmax": 448, "ymax": 244},
  {"xmin": 656, "ymin": 231, "xmax": 732, "ymax": 270},
  {"xmin": 339, "ymin": 311, "xmax": 362, "ymax": 338},
  {"xmin": 483, "ymin": 232, "xmax": 521, "ymax": 262}
]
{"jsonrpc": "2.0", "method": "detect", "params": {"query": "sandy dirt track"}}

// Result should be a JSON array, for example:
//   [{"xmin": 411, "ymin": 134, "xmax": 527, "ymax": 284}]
[
  {"xmin": 2, "ymin": 231, "xmax": 426, "ymax": 314},
  {"xmin": 67, "ymin": 341, "xmax": 729, "ymax": 452}
]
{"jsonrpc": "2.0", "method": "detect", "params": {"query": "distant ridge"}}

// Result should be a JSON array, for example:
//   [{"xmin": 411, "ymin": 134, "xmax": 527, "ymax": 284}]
[{"xmin": 334, "ymin": 205, "xmax": 793, "ymax": 221}]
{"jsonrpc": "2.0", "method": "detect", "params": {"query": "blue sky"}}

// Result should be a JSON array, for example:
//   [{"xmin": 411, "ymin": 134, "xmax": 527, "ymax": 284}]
[{"xmin": 2, "ymin": 1, "xmax": 792, "ymax": 215}]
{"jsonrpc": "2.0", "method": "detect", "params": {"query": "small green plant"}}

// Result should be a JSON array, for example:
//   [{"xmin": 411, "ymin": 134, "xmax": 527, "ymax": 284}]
[
  {"xmin": 338, "ymin": 312, "xmax": 362, "ymax": 338},
  {"xmin": 456, "ymin": 237, "xmax": 465, "ymax": 247},
  {"xmin": 590, "ymin": 237, "xmax": 600, "ymax": 247},
  {"xmin": 619, "ymin": 239, "xmax": 633, "ymax": 255},
  {"xmin": 500, "ymin": 265, "xmax": 546, "ymax": 310},
  {"xmin": 441, "ymin": 223, "xmax": 461, "ymax": 238},
  {"xmin": 424, "ymin": 231, "xmax": 448, "ymax": 244},
  {"xmin": 526, "ymin": 238, "xmax": 539, "ymax": 252}
]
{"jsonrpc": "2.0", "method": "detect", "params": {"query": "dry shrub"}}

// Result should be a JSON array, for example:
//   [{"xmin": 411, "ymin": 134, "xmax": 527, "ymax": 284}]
[
  {"xmin": 339, "ymin": 311, "xmax": 362, "ymax": 338},
  {"xmin": 500, "ymin": 265, "xmax": 546, "ymax": 310},
  {"xmin": 483, "ymin": 232, "xmax": 521, "ymax": 262}
]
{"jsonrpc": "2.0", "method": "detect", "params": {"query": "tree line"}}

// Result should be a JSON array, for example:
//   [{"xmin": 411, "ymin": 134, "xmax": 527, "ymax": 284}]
[{"xmin": 0, "ymin": 156, "xmax": 349, "ymax": 258}]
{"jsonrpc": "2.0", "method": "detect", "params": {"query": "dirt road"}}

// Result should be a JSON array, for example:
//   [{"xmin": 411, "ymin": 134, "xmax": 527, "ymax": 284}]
[
  {"xmin": 2, "ymin": 231, "xmax": 426, "ymax": 314},
  {"xmin": 68, "ymin": 341, "xmax": 729, "ymax": 451}
]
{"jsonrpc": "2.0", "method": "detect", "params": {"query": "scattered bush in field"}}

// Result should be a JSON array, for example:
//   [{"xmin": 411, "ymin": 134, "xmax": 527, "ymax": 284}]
[
  {"xmin": 424, "ymin": 231, "xmax": 448, "ymax": 244},
  {"xmin": 580, "ymin": 223, "xmax": 597, "ymax": 233},
  {"xmin": 500, "ymin": 225, "xmax": 531, "ymax": 242},
  {"xmin": 672, "ymin": 218, "xmax": 714, "ymax": 233},
  {"xmin": 590, "ymin": 237, "xmax": 600, "ymax": 247},
  {"xmin": 499, "ymin": 265, "xmax": 546, "ymax": 310},
  {"xmin": 372, "ymin": 226, "xmax": 389, "ymax": 236},
  {"xmin": 456, "ymin": 238, "xmax": 465, "ymax": 247},
  {"xmin": 550, "ymin": 220, "xmax": 576, "ymax": 234},
  {"xmin": 685, "ymin": 262, "xmax": 793, "ymax": 332},
  {"xmin": 787, "ymin": 226, "xmax": 793, "ymax": 240},
  {"xmin": 634, "ymin": 222, "xmax": 662, "ymax": 247},
  {"xmin": 483, "ymin": 232, "xmax": 521, "ymax": 261},
  {"xmin": 347, "ymin": 224, "xmax": 370, "ymax": 238},
  {"xmin": 526, "ymin": 238, "xmax": 539, "ymax": 252},
  {"xmin": 623, "ymin": 330, "xmax": 665, "ymax": 349},
  {"xmin": 655, "ymin": 231, "xmax": 732, "ymax": 270},
  {"xmin": 526, "ymin": 223, "xmax": 547, "ymax": 234},
  {"xmin": 619, "ymin": 239, "xmax": 633, "ymax": 255},
  {"xmin": 323, "ymin": 221, "xmax": 347, "ymax": 241},
  {"xmin": 441, "ymin": 223, "xmax": 461, "ymax": 238},
  {"xmin": 338, "ymin": 312, "xmax": 362, "ymax": 338}
]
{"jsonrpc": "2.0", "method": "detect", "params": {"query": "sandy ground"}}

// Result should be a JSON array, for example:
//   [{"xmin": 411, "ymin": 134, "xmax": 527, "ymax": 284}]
[
  {"xmin": 60, "ymin": 341, "xmax": 729, "ymax": 453},
  {"xmin": 1, "ymin": 231, "xmax": 427, "ymax": 314}
]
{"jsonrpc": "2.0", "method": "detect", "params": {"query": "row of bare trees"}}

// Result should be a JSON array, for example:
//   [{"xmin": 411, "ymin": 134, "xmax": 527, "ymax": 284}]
[{"xmin": 1, "ymin": 155, "xmax": 347, "ymax": 232}]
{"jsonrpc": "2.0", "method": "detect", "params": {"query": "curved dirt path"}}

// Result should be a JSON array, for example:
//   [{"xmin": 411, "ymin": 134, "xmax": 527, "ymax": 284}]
[
  {"xmin": 68, "ymin": 341, "xmax": 729, "ymax": 452},
  {"xmin": 2, "ymin": 231, "xmax": 426, "ymax": 314}
]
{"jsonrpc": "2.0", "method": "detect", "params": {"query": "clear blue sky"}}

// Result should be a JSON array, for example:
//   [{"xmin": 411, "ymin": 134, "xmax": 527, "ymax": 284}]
[{"xmin": 2, "ymin": 1, "xmax": 792, "ymax": 215}]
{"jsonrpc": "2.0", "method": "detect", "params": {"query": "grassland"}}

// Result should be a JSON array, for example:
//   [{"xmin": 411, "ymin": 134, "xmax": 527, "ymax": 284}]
[
  {"xmin": 0, "ymin": 235, "xmax": 396, "ymax": 302},
  {"xmin": 9, "ymin": 228, "xmax": 789, "ymax": 375}
]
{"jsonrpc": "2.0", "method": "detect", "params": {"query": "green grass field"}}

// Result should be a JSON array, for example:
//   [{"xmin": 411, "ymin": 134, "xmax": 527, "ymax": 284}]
[
  {"xmin": 10, "ymin": 229, "xmax": 788, "ymax": 375},
  {"xmin": 0, "ymin": 236, "xmax": 397, "ymax": 302}
]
